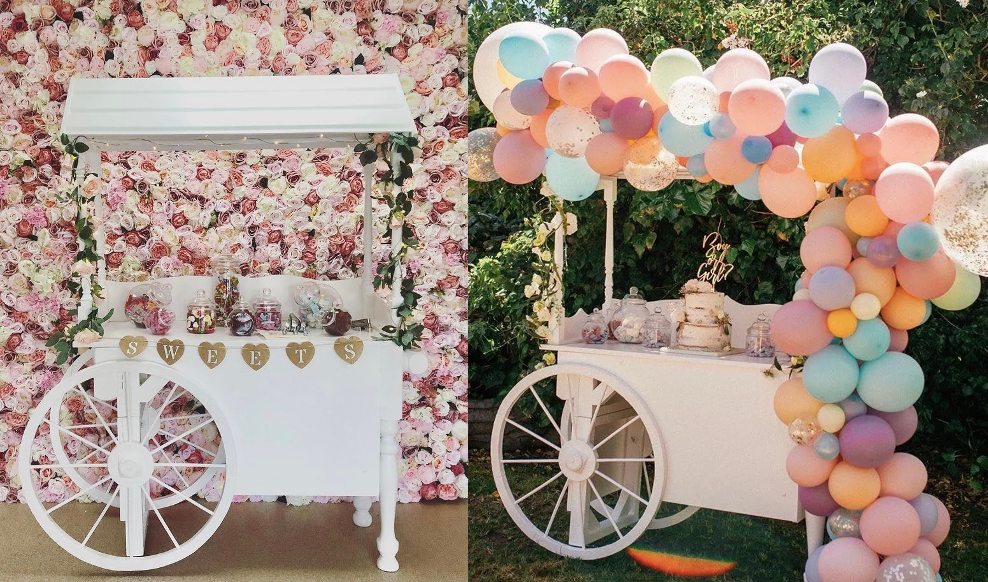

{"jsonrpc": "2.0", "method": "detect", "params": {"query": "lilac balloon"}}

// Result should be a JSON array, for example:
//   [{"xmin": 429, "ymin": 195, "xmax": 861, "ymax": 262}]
[
  {"xmin": 590, "ymin": 95, "xmax": 615, "ymax": 120},
  {"xmin": 839, "ymin": 414, "xmax": 896, "ymax": 468},
  {"xmin": 869, "ymin": 406, "xmax": 919, "ymax": 446},
  {"xmin": 808, "ymin": 266, "xmax": 856, "ymax": 310},
  {"xmin": 509, "ymin": 79, "xmax": 550, "ymax": 115},
  {"xmin": 856, "ymin": 236, "xmax": 873, "ymax": 256},
  {"xmin": 839, "ymin": 394, "xmax": 869, "ymax": 420},
  {"xmin": 805, "ymin": 545, "xmax": 825, "ymax": 582},
  {"xmin": 800, "ymin": 483, "xmax": 841, "ymax": 516},
  {"xmin": 841, "ymin": 91, "xmax": 889, "ymax": 135},
  {"xmin": 909, "ymin": 493, "xmax": 940, "ymax": 537},
  {"xmin": 610, "ymin": 97, "xmax": 653, "ymax": 139},
  {"xmin": 867, "ymin": 235, "xmax": 901, "ymax": 268}
]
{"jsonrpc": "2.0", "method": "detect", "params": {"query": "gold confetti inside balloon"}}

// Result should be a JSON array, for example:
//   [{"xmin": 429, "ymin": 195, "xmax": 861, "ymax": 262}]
[
  {"xmin": 468, "ymin": 128, "xmax": 502, "ymax": 182},
  {"xmin": 545, "ymin": 106, "xmax": 601, "ymax": 158},
  {"xmin": 788, "ymin": 414, "xmax": 822, "ymax": 445},
  {"xmin": 827, "ymin": 508, "xmax": 863, "ymax": 539},
  {"xmin": 931, "ymin": 144, "xmax": 988, "ymax": 276},
  {"xmin": 623, "ymin": 136, "xmax": 678, "ymax": 191},
  {"xmin": 843, "ymin": 179, "xmax": 874, "ymax": 199}
]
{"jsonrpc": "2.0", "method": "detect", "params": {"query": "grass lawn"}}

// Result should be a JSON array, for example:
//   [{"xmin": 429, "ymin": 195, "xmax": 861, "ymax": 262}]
[{"xmin": 469, "ymin": 448, "xmax": 988, "ymax": 582}]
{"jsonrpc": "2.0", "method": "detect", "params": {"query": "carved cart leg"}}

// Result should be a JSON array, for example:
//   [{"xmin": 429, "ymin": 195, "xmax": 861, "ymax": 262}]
[
  {"xmin": 805, "ymin": 513, "xmax": 826, "ymax": 556},
  {"xmin": 377, "ymin": 419, "xmax": 400, "ymax": 572},
  {"xmin": 352, "ymin": 496, "xmax": 373, "ymax": 528}
]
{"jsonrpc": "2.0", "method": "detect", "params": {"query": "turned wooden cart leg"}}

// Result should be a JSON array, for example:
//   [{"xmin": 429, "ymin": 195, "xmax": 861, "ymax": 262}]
[
  {"xmin": 805, "ymin": 513, "xmax": 826, "ymax": 556},
  {"xmin": 377, "ymin": 419, "xmax": 400, "ymax": 572},
  {"xmin": 352, "ymin": 496, "xmax": 373, "ymax": 528}
]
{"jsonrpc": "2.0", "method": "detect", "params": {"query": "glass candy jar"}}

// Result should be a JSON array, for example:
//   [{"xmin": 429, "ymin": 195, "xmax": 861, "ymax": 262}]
[
  {"xmin": 187, "ymin": 289, "xmax": 215, "ymax": 334},
  {"xmin": 228, "ymin": 299, "xmax": 255, "ymax": 336},
  {"xmin": 212, "ymin": 253, "xmax": 241, "ymax": 327},
  {"xmin": 746, "ymin": 314, "xmax": 776, "ymax": 358},
  {"xmin": 610, "ymin": 287, "xmax": 649, "ymax": 344},
  {"xmin": 642, "ymin": 307, "xmax": 671, "ymax": 350},
  {"xmin": 582, "ymin": 308, "xmax": 608, "ymax": 344},
  {"xmin": 294, "ymin": 281, "xmax": 343, "ymax": 329},
  {"xmin": 125, "ymin": 282, "xmax": 172, "ymax": 328},
  {"xmin": 143, "ymin": 307, "xmax": 175, "ymax": 336},
  {"xmin": 323, "ymin": 308, "xmax": 352, "ymax": 336},
  {"xmin": 252, "ymin": 288, "xmax": 283, "ymax": 331}
]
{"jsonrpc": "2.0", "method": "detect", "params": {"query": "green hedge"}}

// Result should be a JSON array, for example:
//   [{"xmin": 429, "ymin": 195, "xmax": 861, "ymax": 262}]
[{"xmin": 468, "ymin": 0, "xmax": 988, "ymax": 485}]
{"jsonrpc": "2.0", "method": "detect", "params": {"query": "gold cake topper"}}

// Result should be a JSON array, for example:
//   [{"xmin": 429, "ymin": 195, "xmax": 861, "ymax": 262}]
[{"xmin": 696, "ymin": 231, "xmax": 734, "ymax": 289}]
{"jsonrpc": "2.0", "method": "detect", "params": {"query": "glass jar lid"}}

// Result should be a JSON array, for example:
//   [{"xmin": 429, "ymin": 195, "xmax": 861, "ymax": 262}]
[
  {"xmin": 622, "ymin": 286, "xmax": 646, "ymax": 305},
  {"xmin": 253, "ymin": 288, "xmax": 281, "ymax": 310},
  {"xmin": 147, "ymin": 282, "xmax": 172, "ymax": 306},
  {"xmin": 748, "ymin": 313, "xmax": 772, "ymax": 334},
  {"xmin": 646, "ymin": 306, "xmax": 665, "ymax": 320},
  {"xmin": 189, "ymin": 289, "xmax": 212, "ymax": 308},
  {"xmin": 587, "ymin": 307, "xmax": 604, "ymax": 322},
  {"xmin": 212, "ymin": 253, "xmax": 239, "ymax": 274}
]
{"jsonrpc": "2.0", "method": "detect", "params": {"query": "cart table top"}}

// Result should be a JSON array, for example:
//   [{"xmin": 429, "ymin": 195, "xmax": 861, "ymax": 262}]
[{"xmin": 543, "ymin": 340, "xmax": 789, "ymax": 371}]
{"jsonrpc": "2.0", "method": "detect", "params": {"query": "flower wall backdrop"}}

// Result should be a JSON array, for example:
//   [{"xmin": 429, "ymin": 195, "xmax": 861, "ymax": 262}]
[{"xmin": 0, "ymin": 0, "xmax": 468, "ymax": 504}]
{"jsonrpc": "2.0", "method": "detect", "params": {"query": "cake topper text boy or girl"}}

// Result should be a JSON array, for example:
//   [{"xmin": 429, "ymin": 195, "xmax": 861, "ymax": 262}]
[{"xmin": 696, "ymin": 231, "xmax": 735, "ymax": 290}]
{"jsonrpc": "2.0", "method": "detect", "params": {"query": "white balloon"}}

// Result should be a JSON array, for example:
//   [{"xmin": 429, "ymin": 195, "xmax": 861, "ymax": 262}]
[
  {"xmin": 492, "ymin": 90, "xmax": 531, "ymax": 130},
  {"xmin": 546, "ymin": 106, "xmax": 600, "ymax": 158},
  {"xmin": 808, "ymin": 42, "xmax": 867, "ymax": 105},
  {"xmin": 931, "ymin": 144, "xmax": 988, "ymax": 276},
  {"xmin": 474, "ymin": 22, "xmax": 552, "ymax": 113},
  {"xmin": 668, "ymin": 76, "xmax": 718, "ymax": 126},
  {"xmin": 772, "ymin": 76, "xmax": 802, "ymax": 98}
]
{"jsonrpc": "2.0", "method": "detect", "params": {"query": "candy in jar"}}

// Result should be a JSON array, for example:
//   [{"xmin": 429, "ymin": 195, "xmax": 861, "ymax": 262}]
[
  {"xmin": 581, "ymin": 308, "xmax": 608, "ymax": 344},
  {"xmin": 323, "ymin": 308, "xmax": 352, "ymax": 336},
  {"xmin": 293, "ymin": 281, "xmax": 342, "ymax": 328},
  {"xmin": 143, "ymin": 307, "xmax": 175, "ymax": 336},
  {"xmin": 745, "ymin": 314, "xmax": 776, "ymax": 358},
  {"xmin": 228, "ymin": 300, "xmax": 255, "ymax": 337},
  {"xmin": 252, "ymin": 288, "xmax": 283, "ymax": 331},
  {"xmin": 187, "ymin": 289, "xmax": 215, "ymax": 334},
  {"xmin": 642, "ymin": 307, "xmax": 671, "ymax": 349},
  {"xmin": 212, "ymin": 254, "xmax": 241, "ymax": 327},
  {"xmin": 610, "ymin": 287, "xmax": 649, "ymax": 343},
  {"xmin": 125, "ymin": 282, "xmax": 172, "ymax": 328}
]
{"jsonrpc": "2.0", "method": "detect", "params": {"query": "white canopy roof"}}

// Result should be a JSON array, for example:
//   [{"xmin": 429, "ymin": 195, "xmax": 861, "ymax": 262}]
[{"xmin": 60, "ymin": 74, "xmax": 416, "ymax": 151}]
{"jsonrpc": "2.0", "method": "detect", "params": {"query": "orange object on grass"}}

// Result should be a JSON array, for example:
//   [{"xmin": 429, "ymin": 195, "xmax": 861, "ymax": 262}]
[{"xmin": 626, "ymin": 547, "xmax": 736, "ymax": 577}]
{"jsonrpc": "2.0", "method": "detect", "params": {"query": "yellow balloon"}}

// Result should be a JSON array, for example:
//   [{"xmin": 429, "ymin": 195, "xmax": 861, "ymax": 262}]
[
  {"xmin": 827, "ymin": 308, "xmax": 858, "ymax": 338},
  {"xmin": 497, "ymin": 60, "xmax": 522, "ymax": 90},
  {"xmin": 932, "ymin": 264, "xmax": 981, "ymax": 311},
  {"xmin": 850, "ymin": 293, "xmax": 881, "ymax": 320},
  {"xmin": 817, "ymin": 403, "xmax": 846, "ymax": 433}
]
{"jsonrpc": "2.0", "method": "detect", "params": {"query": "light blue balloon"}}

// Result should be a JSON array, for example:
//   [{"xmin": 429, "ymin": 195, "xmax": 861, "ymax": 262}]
[
  {"xmin": 686, "ymin": 154, "xmax": 707, "ymax": 178},
  {"xmin": 785, "ymin": 84, "xmax": 839, "ymax": 138},
  {"xmin": 857, "ymin": 352, "xmax": 924, "ymax": 412},
  {"xmin": 542, "ymin": 28, "xmax": 580, "ymax": 63},
  {"xmin": 842, "ymin": 318, "xmax": 891, "ymax": 361},
  {"xmin": 856, "ymin": 236, "xmax": 872, "ymax": 256},
  {"xmin": 803, "ymin": 345, "xmax": 859, "ymax": 403},
  {"xmin": 545, "ymin": 153, "xmax": 600, "ymax": 202},
  {"xmin": 736, "ymin": 166, "xmax": 761, "ymax": 201},
  {"xmin": 599, "ymin": 119, "xmax": 613, "ymax": 133},
  {"xmin": 707, "ymin": 113, "xmax": 735, "ymax": 139},
  {"xmin": 897, "ymin": 222, "xmax": 940, "ymax": 261},
  {"xmin": 659, "ymin": 113, "xmax": 714, "ymax": 157},
  {"xmin": 838, "ymin": 394, "xmax": 868, "ymax": 420},
  {"xmin": 922, "ymin": 300, "xmax": 933, "ymax": 324},
  {"xmin": 795, "ymin": 279, "xmax": 805, "ymax": 292},
  {"xmin": 814, "ymin": 432, "xmax": 840, "ymax": 460},
  {"xmin": 741, "ymin": 136, "xmax": 772, "ymax": 164},
  {"xmin": 808, "ymin": 266, "xmax": 856, "ymax": 311},
  {"xmin": 499, "ymin": 32, "xmax": 551, "ymax": 80}
]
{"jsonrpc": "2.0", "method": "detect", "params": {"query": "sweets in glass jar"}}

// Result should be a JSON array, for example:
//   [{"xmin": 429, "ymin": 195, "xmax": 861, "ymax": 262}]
[
  {"xmin": 143, "ymin": 307, "xmax": 175, "ymax": 336},
  {"xmin": 252, "ymin": 288, "xmax": 283, "ymax": 331},
  {"xmin": 187, "ymin": 289, "xmax": 215, "ymax": 334},
  {"xmin": 323, "ymin": 308, "xmax": 352, "ymax": 336},
  {"xmin": 125, "ymin": 282, "xmax": 172, "ymax": 328},
  {"xmin": 212, "ymin": 254, "xmax": 240, "ymax": 327},
  {"xmin": 293, "ymin": 281, "xmax": 342, "ymax": 329},
  {"xmin": 228, "ymin": 300, "xmax": 256, "ymax": 337}
]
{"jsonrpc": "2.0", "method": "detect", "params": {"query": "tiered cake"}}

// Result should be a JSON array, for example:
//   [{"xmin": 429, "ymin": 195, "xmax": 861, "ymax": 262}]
[{"xmin": 675, "ymin": 280, "xmax": 731, "ymax": 351}]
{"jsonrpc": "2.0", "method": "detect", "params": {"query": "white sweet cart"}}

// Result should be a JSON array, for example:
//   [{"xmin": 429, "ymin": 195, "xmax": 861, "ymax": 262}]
[
  {"xmin": 17, "ymin": 75, "xmax": 428, "ymax": 571},
  {"xmin": 490, "ymin": 176, "xmax": 826, "ymax": 559}
]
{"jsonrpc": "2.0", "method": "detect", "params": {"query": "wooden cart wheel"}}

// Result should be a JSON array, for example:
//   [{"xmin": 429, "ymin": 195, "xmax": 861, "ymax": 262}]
[
  {"xmin": 18, "ymin": 360, "xmax": 236, "ymax": 571},
  {"xmin": 491, "ymin": 364, "xmax": 665, "ymax": 559}
]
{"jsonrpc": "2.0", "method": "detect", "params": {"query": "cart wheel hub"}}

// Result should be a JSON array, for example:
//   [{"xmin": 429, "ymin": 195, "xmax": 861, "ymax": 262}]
[
  {"xmin": 558, "ymin": 440, "xmax": 596, "ymax": 481},
  {"xmin": 107, "ymin": 442, "xmax": 154, "ymax": 486}
]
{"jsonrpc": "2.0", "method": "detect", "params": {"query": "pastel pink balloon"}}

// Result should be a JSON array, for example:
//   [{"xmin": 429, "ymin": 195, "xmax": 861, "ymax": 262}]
[
  {"xmin": 869, "ymin": 406, "xmax": 918, "ymax": 445},
  {"xmin": 880, "ymin": 113, "xmax": 940, "ymax": 165},
  {"xmin": 818, "ymin": 538, "xmax": 880, "ymax": 582},
  {"xmin": 585, "ymin": 132, "xmax": 629, "ymax": 176},
  {"xmin": 574, "ymin": 28, "xmax": 629, "ymax": 73},
  {"xmin": 598, "ymin": 54, "xmax": 649, "ymax": 101},
  {"xmin": 895, "ymin": 250, "xmax": 957, "ymax": 299},
  {"xmin": 884, "ymin": 221, "xmax": 906, "ymax": 239},
  {"xmin": 787, "ymin": 444, "xmax": 839, "ymax": 487},
  {"xmin": 767, "ymin": 145, "xmax": 799, "ymax": 173},
  {"xmin": 925, "ymin": 496, "xmax": 951, "ymax": 546},
  {"xmin": 888, "ymin": 327, "xmax": 909, "ymax": 352},
  {"xmin": 801, "ymin": 226, "xmax": 853, "ymax": 273},
  {"xmin": 760, "ymin": 165, "xmax": 817, "ymax": 218},
  {"xmin": 509, "ymin": 79, "xmax": 550, "ymax": 115},
  {"xmin": 543, "ymin": 61, "xmax": 575, "ymax": 100},
  {"xmin": 492, "ymin": 130, "xmax": 546, "ymax": 184},
  {"xmin": 770, "ymin": 299, "xmax": 834, "ymax": 356},
  {"xmin": 909, "ymin": 539, "xmax": 941, "ymax": 573},
  {"xmin": 704, "ymin": 133, "xmax": 756, "ymax": 185},
  {"xmin": 857, "ymin": 133, "xmax": 882, "ymax": 157},
  {"xmin": 610, "ymin": 98, "xmax": 653, "ymax": 139},
  {"xmin": 923, "ymin": 160, "xmax": 950, "ymax": 185},
  {"xmin": 877, "ymin": 453, "xmax": 928, "ymax": 500},
  {"xmin": 712, "ymin": 48, "xmax": 770, "ymax": 93},
  {"xmin": 875, "ymin": 162, "xmax": 935, "ymax": 223},
  {"xmin": 860, "ymin": 496, "xmax": 922, "ymax": 556},
  {"xmin": 767, "ymin": 122, "xmax": 797, "ymax": 147},
  {"xmin": 558, "ymin": 66, "xmax": 601, "ymax": 108},
  {"xmin": 728, "ymin": 79, "xmax": 786, "ymax": 136},
  {"xmin": 590, "ymin": 95, "xmax": 615, "ymax": 119}
]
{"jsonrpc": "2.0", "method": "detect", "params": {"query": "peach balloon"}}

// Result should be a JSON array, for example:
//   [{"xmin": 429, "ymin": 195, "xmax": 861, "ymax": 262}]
[
  {"xmin": 877, "ymin": 453, "xmax": 928, "ymax": 500},
  {"xmin": 585, "ymin": 132, "xmax": 629, "ymax": 176},
  {"xmin": 801, "ymin": 225, "xmax": 853, "ymax": 273},
  {"xmin": 875, "ymin": 162, "xmax": 935, "ymax": 223},
  {"xmin": 574, "ymin": 28, "xmax": 629, "ymax": 73},
  {"xmin": 802, "ymin": 125, "xmax": 857, "ymax": 183},
  {"xmin": 728, "ymin": 79, "xmax": 786, "ymax": 136},
  {"xmin": 807, "ymin": 197, "xmax": 860, "ymax": 244},
  {"xmin": 924, "ymin": 496, "xmax": 951, "ymax": 546},
  {"xmin": 704, "ymin": 133, "xmax": 757, "ymax": 185},
  {"xmin": 845, "ymin": 195, "xmax": 889, "ymax": 237},
  {"xmin": 860, "ymin": 496, "xmax": 922, "ymax": 556},
  {"xmin": 718, "ymin": 91, "xmax": 731, "ymax": 112},
  {"xmin": 888, "ymin": 326, "xmax": 909, "ymax": 352},
  {"xmin": 558, "ymin": 66, "xmax": 601, "ymax": 109},
  {"xmin": 857, "ymin": 133, "xmax": 882, "ymax": 157},
  {"xmin": 543, "ymin": 61, "xmax": 575, "ymax": 100},
  {"xmin": 818, "ymin": 538, "xmax": 880, "ymax": 582},
  {"xmin": 909, "ymin": 539, "xmax": 941, "ymax": 573},
  {"xmin": 787, "ymin": 444, "xmax": 839, "ymax": 487},
  {"xmin": 895, "ymin": 250, "xmax": 957, "ymax": 299},
  {"xmin": 496, "ymin": 123, "xmax": 511, "ymax": 136},
  {"xmin": 881, "ymin": 287, "xmax": 927, "ymax": 330},
  {"xmin": 884, "ymin": 221, "xmax": 906, "ymax": 239},
  {"xmin": 880, "ymin": 113, "xmax": 940, "ymax": 165},
  {"xmin": 828, "ymin": 461, "xmax": 881, "ymax": 510},
  {"xmin": 847, "ymin": 257, "xmax": 897, "ymax": 306},
  {"xmin": 774, "ymin": 378, "xmax": 826, "ymax": 425},
  {"xmin": 768, "ymin": 145, "xmax": 800, "ymax": 173},
  {"xmin": 924, "ymin": 160, "xmax": 950, "ymax": 185},
  {"xmin": 529, "ymin": 109, "xmax": 554, "ymax": 148},
  {"xmin": 760, "ymin": 166, "xmax": 817, "ymax": 218},
  {"xmin": 712, "ymin": 48, "xmax": 771, "ymax": 93},
  {"xmin": 642, "ymin": 84, "xmax": 667, "ymax": 112},
  {"xmin": 598, "ymin": 54, "xmax": 650, "ymax": 102},
  {"xmin": 492, "ymin": 130, "xmax": 547, "ymax": 184},
  {"xmin": 861, "ymin": 156, "xmax": 889, "ymax": 180}
]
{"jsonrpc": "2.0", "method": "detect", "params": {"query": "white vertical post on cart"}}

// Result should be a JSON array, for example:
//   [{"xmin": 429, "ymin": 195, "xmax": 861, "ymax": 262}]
[
  {"xmin": 601, "ymin": 176, "xmax": 618, "ymax": 306},
  {"xmin": 362, "ymin": 160, "xmax": 375, "ymax": 317}
]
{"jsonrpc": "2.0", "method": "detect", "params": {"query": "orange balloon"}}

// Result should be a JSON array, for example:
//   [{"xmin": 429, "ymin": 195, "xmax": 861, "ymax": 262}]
[
  {"xmin": 787, "ymin": 444, "xmax": 839, "ymax": 487},
  {"xmin": 768, "ymin": 145, "xmax": 800, "ymax": 173},
  {"xmin": 705, "ymin": 133, "xmax": 757, "ymax": 185},
  {"xmin": 543, "ymin": 61, "xmax": 575, "ymax": 100},
  {"xmin": 827, "ymin": 308, "xmax": 858, "ymax": 338},
  {"xmin": 880, "ymin": 287, "xmax": 927, "ymax": 330},
  {"xmin": 847, "ymin": 257, "xmax": 897, "ymax": 306},
  {"xmin": 598, "ymin": 54, "xmax": 650, "ymax": 102},
  {"xmin": 585, "ymin": 132, "xmax": 629, "ymax": 176},
  {"xmin": 774, "ymin": 378, "xmax": 825, "ymax": 425},
  {"xmin": 718, "ymin": 91, "xmax": 731, "ymax": 113},
  {"xmin": 760, "ymin": 166, "xmax": 816, "ymax": 218},
  {"xmin": 802, "ymin": 125, "xmax": 857, "ymax": 184},
  {"xmin": 843, "ymin": 151, "xmax": 867, "ymax": 182},
  {"xmin": 857, "ymin": 133, "xmax": 882, "ymax": 157},
  {"xmin": 895, "ymin": 250, "xmax": 957, "ymax": 299},
  {"xmin": 558, "ymin": 66, "xmax": 601, "ymax": 109},
  {"xmin": 845, "ymin": 195, "xmax": 889, "ymax": 237},
  {"xmin": 828, "ymin": 462, "xmax": 882, "ymax": 511},
  {"xmin": 529, "ymin": 109, "xmax": 554, "ymax": 148},
  {"xmin": 807, "ymin": 197, "xmax": 859, "ymax": 245},
  {"xmin": 695, "ymin": 173, "xmax": 714, "ymax": 183},
  {"xmin": 861, "ymin": 156, "xmax": 889, "ymax": 180},
  {"xmin": 877, "ymin": 453, "xmax": 928, "ymax": 500}
]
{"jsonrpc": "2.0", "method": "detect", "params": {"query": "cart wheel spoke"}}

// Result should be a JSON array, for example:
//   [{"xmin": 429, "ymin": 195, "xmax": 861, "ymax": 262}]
[
  {"xmin": 588, "ymin": 479, "xmax": 623, "ymax": 540},
  {"xmin": 154, "ymin": 428, "xmax": 218, "ymax": 458},
  {"xmin": 76, "ymin": 386, "xmax": 118, "ymax": 445},
  {"xmin": 143, "ymin": 487, "xmax": 180, "ymax": 549},
  {"xmin": 501, "ymin": 459, "xmax": 558, "ymax": 464},
  {"xmin": 151, "ymin": 435, "xmax": 191, "ymax": 491},
  {"xmin": 149, "ymin": 476, "xmax": 215, "ymax": 516},
  {"xmin": 149, "ymin": 418, "xmax": 216, "ymax": 455},
  {"xmin": 594, "ymin": 470, "xmax": 648, "ymax": 506},
  {"xmin": 544, "ymin": 480, "xmax": 569, "ymax": 536},
  {"xmin": 82, "ymin": 486, "xmax": 119, "ymax": 547},
  {"xmin": 46, "ymin": 476, "xmax": 113, "ymax": 514},
  {"xmin": 140, "ymin": 383, "xmax": 183, "ymax": 443},
  {"xmin": 592, "ymin": 415, "xmax": 640, "ymax": 451},
  {"xmin": 529, "ymin": 387, "xmax": 562, "ymax": 439},
  {"xmin": 505, "ymin": 418, "xmax": 561, "ymax": 452}
]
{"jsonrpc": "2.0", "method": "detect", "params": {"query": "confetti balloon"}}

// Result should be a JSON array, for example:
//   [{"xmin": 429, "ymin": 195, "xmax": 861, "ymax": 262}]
[
  {"xmin": 828, "ymin": 508, "xmax": 863, "ymax": 539},
  {"xmin": 649, "ymin": 48, "xmax": 703, "ymax": 101},
  {"xmin": 789, "ymin": 415, "xmax": 823, "ymax": 446},
  {"xmin": 467, "ymin": 128, "xmax": 502, "ymax": 182},
  {"xmin": 546, "ymin": 106, "xmax": 601, "ymax": 158},
  {"xmin": 931, "ymin": 144, "xmax": 988, "ymax": 275},
  {"xmin": 875, "ymin": 554, "xmax": 936, "ymax": 582},
  {"xmin": 668, "ymin": 76, "xmax": 719, "ymax": 125},
  {"xmin": 623, "ymin": 137, "xmax": 678, "ymax": 191}
]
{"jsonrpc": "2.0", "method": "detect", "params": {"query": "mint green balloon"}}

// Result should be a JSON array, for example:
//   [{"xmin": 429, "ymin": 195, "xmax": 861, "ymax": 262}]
[
  {"xmin": 932, "ymin": 264, "xmax": 981, "ymax": 311},
  {"xmin": 842, "ymin": 318, "xmax": 890, "ymax": 361},
  {"xmin": 860, "ymin": 79, "xmax": 883, "ymax": 97},
  {"xmin": 857, "ymin": 352, "xmax": 924, "ymax": 412},
  {"xmin": 803, "ymin": 345, "xmax": 860, "ymax": 403},
  {"xmin": 650, "ymin": 48, "xmax": 703, "ymax": 102}
]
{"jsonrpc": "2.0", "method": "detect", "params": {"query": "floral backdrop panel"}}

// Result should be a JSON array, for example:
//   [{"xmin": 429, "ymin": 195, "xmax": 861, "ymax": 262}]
[{"xmin": 0, "ymin": 0, "xmax": 467, "ymax": 504}]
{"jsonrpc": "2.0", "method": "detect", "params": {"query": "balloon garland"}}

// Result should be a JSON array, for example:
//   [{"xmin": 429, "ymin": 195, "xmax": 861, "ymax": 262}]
[{"xmin": 470, "ymin": 22, "xmax": 988, "ymax": 582}]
